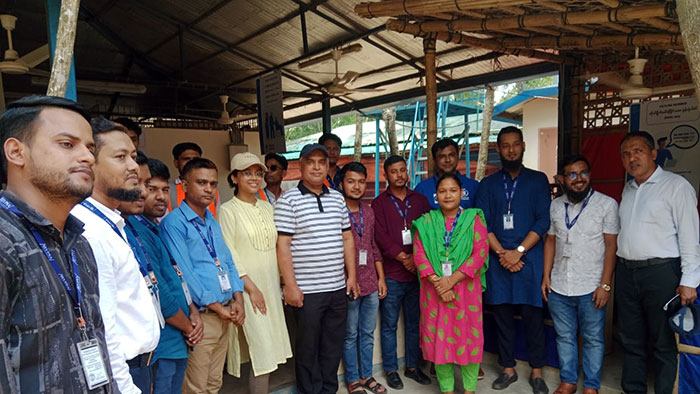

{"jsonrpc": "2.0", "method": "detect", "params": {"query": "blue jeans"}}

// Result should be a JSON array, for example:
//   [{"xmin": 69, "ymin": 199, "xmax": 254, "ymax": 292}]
[
  {"xmin": 152, "ymin": 358, "xmax": 187, "ymax": 394},
  {"xmin": 343, "ymin": 291, "xmax": 380, "ymax": 382},
  {"xmin": 380, "ymin": 278, "xmax": 420, "ymax": 372},
  {"xmin": 129, "ymin": 365, "xmax": 152, "ymax": 394},
  {"xmin": 548, "ymin": 291, "xmax": 606, "ymax": 389}
]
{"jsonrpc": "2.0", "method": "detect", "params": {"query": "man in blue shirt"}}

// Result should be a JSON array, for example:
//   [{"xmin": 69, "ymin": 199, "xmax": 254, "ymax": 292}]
[
  {"xmin": 475, "ymin": 126, "xmax": 551, "ymax": 394},
  {"xmin": 414, "ymin": 137, "xmax": 479, "ymax": 209},
  {"xmin": 160, "ymin": 158, "xmax": 245, "ymax": 394},
  {"xmin": 118, "ymin": 154, "xmax": 204, "ymax": 394}
]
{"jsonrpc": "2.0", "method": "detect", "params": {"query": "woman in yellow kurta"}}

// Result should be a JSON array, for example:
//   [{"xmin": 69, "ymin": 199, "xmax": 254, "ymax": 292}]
[{"xmin": 219, "ymin": 152, "xmax": 292, "ymax": 394}]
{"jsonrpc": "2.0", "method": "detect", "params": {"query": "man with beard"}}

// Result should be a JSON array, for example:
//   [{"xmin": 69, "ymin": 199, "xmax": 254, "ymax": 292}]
[
  {"xmin": 415, "ymin": 137, "xmax": 479, "ymax": 210},
  {"xmin": 0, "ymin": 96, "xmax": 115, "ymax": 393},
  {"xmin": 119, "ymin": 154, "xmax": 204, "ymax": 394},
  {"xmin": 72, "ymin": 118, "xmax": 160, "ymax": 394},
  {"xmin": 144, "ymin": 158, "xmax": 171, "ymax": 222},
  {"xmin": 474, "ymin": 126, "xmax": 551, "ymax": 394},
  {"xmin": 372, "ymin": 155, "xmax": 432, "ymax": 388},
  {"xmin": 319, "ymin": 133, "xmax": 343, "ymax": 190},
  {"xmin": 542, "ymin": 155, "xmax": 619, "ymax": 394}
]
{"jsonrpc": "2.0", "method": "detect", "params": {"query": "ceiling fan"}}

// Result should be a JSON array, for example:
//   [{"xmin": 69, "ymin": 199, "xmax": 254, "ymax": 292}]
[
  {"xmin": 326, "ymin": 49, "xmax": 384, "ymax": 96},
  {"xmin": 586, "ymin": 48, "xmax": 694, "ymax": 100},
  {"xmin": 217, "ymin": 95, "xmax": 256, "ymax": 125},
  {"xmin": 0, "ymin": 14, "xmax": 50, "ymax": 76}
]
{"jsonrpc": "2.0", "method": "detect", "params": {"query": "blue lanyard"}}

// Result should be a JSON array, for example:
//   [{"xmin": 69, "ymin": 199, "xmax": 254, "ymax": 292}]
[
  {"xmin": 133, "ymin": 214, "xmax": 159, "ymax": 234},
  {"xmin": 181, "ymin": 210, "xmax": 223, "ymax": 271},
  {"xmin": 80, "ymin": 200, "xmax": 124, "ymax": 241},
  {"xmin": 0, "ymin": 197, "xmax": 87, "ymax": 330},
  {"xmin": 502, "ymin": 173, "xmax": 519, "ymax": 213},
  {"xmin": 443, "ymin": 209, "xmax": 462, "ymax": 257},
  {"xmin": 126, "ymin": 222, "xmax": 158, "ymax": 286},
  {"xmin": 565, "ymin": 190, "xmax": 595, "ymax": 230},
  {"xmin": 348, "ymin": 204, "xmax": 364, "ymax": 238},
  {"xmin": 389, "ymin": 194, "xmax": 411, "ymax": 228}
]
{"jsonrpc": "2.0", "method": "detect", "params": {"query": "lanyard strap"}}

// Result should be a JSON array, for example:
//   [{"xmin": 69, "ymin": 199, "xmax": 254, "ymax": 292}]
[
  {"xmin": 502, "ymin": 173, "xmax": 519, "ymax": 213},
  {"xmin": 443, "ymin": 209, "xmax": 463, "ymax": 258},
  {"xmin": 80, "ymin": 200, "xmax": 124, "ymax": 240},
  {"xmin": 389, "ymin": 195, "xmax": 410, "ymax": 228},
  {"xmin": 0, "ymin": 197, "xmax": 87, "ymax": 329},
  {"xmin": 126, "ymin": 222, "xmax": 158, "ymax": 286},
  {"xmin": 564, "ymin": 190, "xmax": 595, "ymax": 230},
  {"xmin": 348, "ymin": 204, "xmax": 364, "ymax": 238},
  {"xmin": 182, "ymin": 210, "xmax": 222, "ymax": 270},
  {"xmin": 133, "ymin": 214, "xmax": 159, "ymax": 234}
]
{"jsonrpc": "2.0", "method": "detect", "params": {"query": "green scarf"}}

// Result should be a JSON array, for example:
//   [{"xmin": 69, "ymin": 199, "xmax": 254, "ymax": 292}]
[{"xmin": 412, "ymin": 208, "xmax": 488, "ymax": 290}]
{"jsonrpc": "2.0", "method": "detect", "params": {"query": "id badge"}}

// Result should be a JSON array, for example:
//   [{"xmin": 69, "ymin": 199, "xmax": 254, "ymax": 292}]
[
  {"xmin": 441, "ymin": 260, "xmax": 452, "ymax": 277},
  {"xmin": 401, "ymin": 229, "xmax": 412, "ymax": 245},
  {"xmin": 77, "ymin": 339, "xmax": 109, "ymax": 390},
  {"xmin": 218, "ymin": 271, "xmax": 232, "ymax": 293},
  {"xmin": 181, "ymin": 280, "xmax": 193, "ymax": 305},
  {"xmin": 151, "ymin": 291, "xmax": 165, "ymax": 329},
  {"xmin": 503, "ymin": 213, "xmax": 514, "ymax": 230},
  {"xmin": 359, "ymin": 249, "xmax": 368, "ymax": 266},
  {"xmin": 562, "ymin": 242, "xmax": 573, "ymax": 258}
]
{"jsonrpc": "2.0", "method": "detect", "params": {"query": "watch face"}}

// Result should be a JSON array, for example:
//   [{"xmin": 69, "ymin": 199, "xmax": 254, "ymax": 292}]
[{"xmin": 517, "ymin": 246, "xmax": 525, "ymax": 253}]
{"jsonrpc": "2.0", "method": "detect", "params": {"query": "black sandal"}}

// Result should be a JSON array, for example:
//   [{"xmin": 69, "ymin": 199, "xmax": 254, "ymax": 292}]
[
  {"xmin": 361, "ymin": 377, "xmax": 387, "ymax": 394},
  {"xmin": 348, "ymin": 381, "xmax": 368, "ymax": 394}
]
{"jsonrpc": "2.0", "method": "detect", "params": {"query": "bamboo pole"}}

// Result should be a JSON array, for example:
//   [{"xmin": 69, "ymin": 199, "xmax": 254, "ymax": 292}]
[
  {"xmin": 356, "ymin": 0, "xmax": 541, "ymax": 18},
  {"xmin": 475, "ymin": 86, "xmax": 494, "ymax": 181},
  {"xmin": 414, "ymin": 4, "xmax": 674, "ymax": 33},
  {"xmin": 498, "ymin": 33, "xmax": 683, "ymax": 50},
  {"xmin": 354, "ymin": 114, "xmax": 363, "ymax": 162},
  {"xmin": 47, "ymin": 0, "xmax": 80, "ymax": 97},
  {"xmin": 603, "ymin": 22, "xmax": 632, "ymax": 33},
  {"xmin": 642, "ymin": 17, "xmax": 680, "ymax": 33},
  {"xmin": 560, "ymin": 25, "xmax": 595, "ymax": 35},
  {"xmin": 676, "ymin": 0, "xmax": 700, "ymax": 107},
  {"xmin": 387, "ymin": 19, "xmax": 569, "ymax": 64},
  {"xmin": 423, "ymin": 36, "xmax": 438, "ymax": 176}
]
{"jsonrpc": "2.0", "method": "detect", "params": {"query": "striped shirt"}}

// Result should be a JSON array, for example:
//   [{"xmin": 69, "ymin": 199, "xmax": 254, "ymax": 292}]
[{"xmin": 274, "ymin": 182, "xmax": 351, "ymax": 294}]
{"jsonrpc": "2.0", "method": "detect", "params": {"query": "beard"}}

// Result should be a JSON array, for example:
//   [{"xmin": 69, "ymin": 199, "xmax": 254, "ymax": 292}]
[
  {"xmin": 499, "ymin": 154, "xmax": 523, "ymax": 171},
  {"xmin": 106, "ymin": 187, "xmax": 142, "ymax": 202},
  {"xmin": 563, "ymin": 183, "xmax": 592, "ymax": 204},
  {"xmin": 27, "ymin": 157, "xmax": 93, "ymax": 202}
]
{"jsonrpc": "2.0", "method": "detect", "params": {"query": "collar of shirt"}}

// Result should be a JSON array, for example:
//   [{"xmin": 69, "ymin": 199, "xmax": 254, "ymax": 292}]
[
  {"xmin": 174, "ymin": 177, "xmax": 182, "ymax": 185},
  {"xmin": 179, "ymin": 199, "xmax": 214, "ymax": 224},
  {"xmin": 84, "ymin": 197, "xmax": 127, "ymax": 233},
  {"xmin": 562, "ymin": 188, "xmax": 594, "ymax": 205},
  {"xmin": 298, "ymin": 181, "xmax": 330, "ymax": 196},
  {"xmin": 386, "ymin": 186, "xmax": 419, "ymax": 201},
  {"xmin": 629, "ymin": 165, "xmax": 663, "ymax": 189}
]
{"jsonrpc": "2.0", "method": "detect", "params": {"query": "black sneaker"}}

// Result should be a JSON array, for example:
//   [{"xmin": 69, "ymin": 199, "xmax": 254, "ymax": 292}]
[
  {"xmin": 492, "ymin": 372, "xmax": 518, "ymax": 390},
  {"xmin": 385, "ymin": 371, "xmax": 403, "ymax": 390},
  {"xmin": 404, "ymin": 368, "xmax": 431, "ymax": 385},
  {"xmin": 529, "ymin": 376, "xmax": 549, "ymax": 394}
]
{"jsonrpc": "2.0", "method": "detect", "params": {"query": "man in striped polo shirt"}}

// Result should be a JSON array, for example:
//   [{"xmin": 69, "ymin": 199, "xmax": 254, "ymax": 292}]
[{"xmin": 275, "ymin": 143, "xmax": 360, "ymax": 394}]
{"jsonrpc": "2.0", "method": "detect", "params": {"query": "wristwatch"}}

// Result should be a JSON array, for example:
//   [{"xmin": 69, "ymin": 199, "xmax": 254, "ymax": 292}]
[
  {"xmin": 600, "ymin": 283, "xmax": 611, "ymax": 292},
  {"xmin": 516, "ymin": 245, "xmax": 526, "ymax": 254}
]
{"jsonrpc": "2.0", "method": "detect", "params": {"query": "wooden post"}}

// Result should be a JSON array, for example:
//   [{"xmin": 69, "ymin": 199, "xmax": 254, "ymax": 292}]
[
  {"xmin": 354, "ymin": 114, "xmax": 363, "ymax": 162},
  {"xmin": 383, "ymin": 107, "xmax": 399, "ymax": 155},
  {"xmin": 423, "ymin": 36, "xmax": 438, "ymax": 176},
  {"xmin": 677, "ymin": 0, "xmax": 700, "ymax": 108},
  {"xmin": 476, "ymin": 86, "xmax": 494, "ymax": 181},
  {"xmin": 46, "ymin": 0, "xmax": 80, "ymax": 98}
]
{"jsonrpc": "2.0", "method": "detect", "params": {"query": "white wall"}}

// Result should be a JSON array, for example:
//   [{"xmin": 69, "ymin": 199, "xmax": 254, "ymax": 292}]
[
  {"xmin": 141, "ymin": 128, "xmax": 261, "ymax": 203},
  {"xmin": 522, "ymin": 98, "xmax": 558, "ymax": 173}
]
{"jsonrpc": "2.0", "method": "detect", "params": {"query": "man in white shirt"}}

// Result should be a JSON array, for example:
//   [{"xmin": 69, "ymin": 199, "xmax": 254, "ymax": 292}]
[
  {"xmin": 617, "ymin": 131, "xmax": 700, "ymax": 394},
  {"xmin": 542, "ymin": 155, "xmax": 619, "ymax": 394},
  {"xmin": 72, "ymin": 118, "xmax": 160, "ymax": 394}
]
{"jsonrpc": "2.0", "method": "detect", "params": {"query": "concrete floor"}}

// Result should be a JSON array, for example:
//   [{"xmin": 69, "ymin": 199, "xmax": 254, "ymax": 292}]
[{"xmin": 219, "ymin": 350, "xmax": 638, "ymax": 394}]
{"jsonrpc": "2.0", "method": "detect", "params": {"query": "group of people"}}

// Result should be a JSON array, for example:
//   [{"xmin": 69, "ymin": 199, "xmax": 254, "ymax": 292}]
[{"xmin": 0, "ymin": 94, "xmax": 698, "ymax": 394}]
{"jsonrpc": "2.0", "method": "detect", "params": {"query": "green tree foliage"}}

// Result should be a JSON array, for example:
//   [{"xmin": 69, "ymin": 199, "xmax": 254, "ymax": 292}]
[
  {"xmin": 499, "ymin": 76, "xmax": 555, "ymax": 103},
  {"xmin": 285, "ymin": 114, "xmax": 361, "ymax": 141}
]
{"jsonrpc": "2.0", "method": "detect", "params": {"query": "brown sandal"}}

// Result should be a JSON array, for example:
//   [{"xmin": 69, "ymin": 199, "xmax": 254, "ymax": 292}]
[
  {"xmin": 348, "ymin": 381, "xmax": 368, "ymax": 394},
  {"xmin": 361, "ymin": 377, "xmax": 387, "ymax": 394}
]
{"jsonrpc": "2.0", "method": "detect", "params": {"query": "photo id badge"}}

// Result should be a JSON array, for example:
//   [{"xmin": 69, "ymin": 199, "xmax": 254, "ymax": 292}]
[
  {"xmin": 77, "ymin": 339, "xmax": 109, "ymax": 390},
  {"xmin": 181, "ymin": 280, "xmax": 193, "ymax": 305},
  {"xmin": 441, "ymin": 260, "xmax": 452, "ymax": 277},
  {"xmin": 562, "ymin": 242, "xmax": 573, "ymax": 258},
  {"xmin": 218, "ymin": 270, "xmax": 232, "ymax": 293},
  {"xmin": 359, "ymin": 249, "xmax": 368, "ymax": 266},
  {"xmin": 503, "ymin": 213, "xmax": 514, "ymax": 230},
  {"xmin": 401, "ymin": 229, "xmax": 412, "ymax": 245}
]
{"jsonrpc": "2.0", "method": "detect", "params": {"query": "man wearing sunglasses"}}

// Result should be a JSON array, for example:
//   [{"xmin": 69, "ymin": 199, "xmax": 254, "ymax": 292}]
[
  {"xmin": 258, "ymin": 152, "xmax": 288, "ymax": 205},
  {"xmin": 542, "ymin": 155, "xmax": 619, "ymax": 394}
]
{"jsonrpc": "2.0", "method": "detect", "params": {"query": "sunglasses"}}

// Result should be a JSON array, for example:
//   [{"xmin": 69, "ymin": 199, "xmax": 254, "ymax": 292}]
[{"xmin": 268, "ymin": 165, "xmax": 282, "ymax": 172}]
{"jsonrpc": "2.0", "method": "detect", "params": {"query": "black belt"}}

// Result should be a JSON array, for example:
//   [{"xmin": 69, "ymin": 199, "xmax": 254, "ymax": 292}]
[
  {"xmin": 126, "ymin": 352, "xmax": 153, "ymax": 368},
  {"xmin": 618, "ymin": 257, "xmax": 680, "ymax": 269}
]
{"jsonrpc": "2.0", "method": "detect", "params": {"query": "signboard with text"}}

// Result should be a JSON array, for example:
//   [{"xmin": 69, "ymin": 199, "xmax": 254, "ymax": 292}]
[{"xmin": 256, "ymin": 70, "xmax": 286, "ymax": 154}]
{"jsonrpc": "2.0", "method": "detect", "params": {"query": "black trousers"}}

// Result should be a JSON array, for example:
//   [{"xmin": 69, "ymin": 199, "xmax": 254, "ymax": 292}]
[
  {"xmin": 293, "ymin": 289, "xmax": 348, "ymax": 394},
  {"xmin": 615, "ymin": 258, "xmax": 680, "ymax": 394},
  {"xmin": 492, "ymin": 304, "xmax": 547, "ymax": 369}
]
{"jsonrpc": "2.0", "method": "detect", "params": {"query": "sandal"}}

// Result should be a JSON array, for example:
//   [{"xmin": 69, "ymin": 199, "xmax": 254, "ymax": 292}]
[
  {"xmin": 348, "ymin": 381, "xmax": 368, "ymax": 394},
  {"xmin": 361, "ymin": 377, "xmax": 388, "ymax": 394}
]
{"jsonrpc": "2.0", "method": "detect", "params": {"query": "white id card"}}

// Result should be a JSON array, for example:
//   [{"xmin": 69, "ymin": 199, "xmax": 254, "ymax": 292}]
[
  {"xmin": 77, "ymin": 339, "xmax": 109, "ymax": 390},
  {"xmin": 503, "ymin": 213, "xmax": 514, "ymax": 230},
  {"xmin": 401, "ymin": 229, "xmax": 412, "ymax": 245},
  {"xmin": 359, "ymin": 249, "xmax": 368, "ymax": 266},
  {"xmin": 562, "ymin": 242, "xmax": 573, "ymax": 258},
  {"xmin": 181, "ymin": 280, "xmax": 193, "ymax": 305},
  {"xmin": 441, "ymin": 261, "xmax": 452, "ymax": 276},
  {"xmin": 218, "ymin": 271, "xmax": 232, "ymax": 292}
]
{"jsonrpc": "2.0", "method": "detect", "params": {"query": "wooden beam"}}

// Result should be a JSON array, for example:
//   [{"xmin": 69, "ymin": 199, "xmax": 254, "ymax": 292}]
[
  {"xmin": 603, "ymin": 22, "xmax": 632, "ymax": 33},
  {"xmin": 560, "ymin": 25, "xmax": 595, "ymax": 35},
  {"xmin": 535, "ymin": 0, "xmax": 567, "ymax": 12},
  {"xmin": 525, "ymin": 27, "xmax": 562, "ymax": 36},
  {"xmin": 643, "ymin": 17, "xmax": 680, "ymax": 33},
  {"xmin": 423, "ymin": 36, "xmax": 437, "ymax": 176},
  {"xmin": 356, "ymin": 0, "xmax": 537, "ymax": 18},
  {"xmin": 498, "ymin": 33, "xmax": 683, "ymax": 50},
  {"xmin": 597, "ymin": 0, "xmax": 620, "ymax": 7}
]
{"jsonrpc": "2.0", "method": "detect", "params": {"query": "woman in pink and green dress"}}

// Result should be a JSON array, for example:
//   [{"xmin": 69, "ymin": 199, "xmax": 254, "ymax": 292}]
[{"xmin": 412, "ymin": 173, "xmax": 489, "ymax": 394}]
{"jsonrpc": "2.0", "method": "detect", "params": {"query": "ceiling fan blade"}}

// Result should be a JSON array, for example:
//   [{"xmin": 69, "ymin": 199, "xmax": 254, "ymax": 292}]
[
  {"xmin": 340, "ymin": 71, "xmax": 359, "ymax": 85},
  {"xmin": 348, "ymin": 87, "xmax": 385, "ymax": 93},
  {"xmin": 595, "ymin": 72, "xmax": 629, "ymax": 91},
  {"xmin": 326, "ymin": 84, "xmax": 350, "ymax": 95},
  {"xmin": 19, "ymin": 44, "xmax": 49, "ymax": 68},
  {"xmin": 651, "ymin": 83, "xmax": 695, "ymax": 95}
]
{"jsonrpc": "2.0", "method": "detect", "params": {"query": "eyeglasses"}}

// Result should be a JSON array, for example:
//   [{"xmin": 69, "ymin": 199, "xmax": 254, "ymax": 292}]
[
  {"xmin": 242, "ymin": 170, "xmax": 264, "ymax": 178},
  {"xmin": 566, "ymin": 171, "xmax": 590, "ymax": 180}
]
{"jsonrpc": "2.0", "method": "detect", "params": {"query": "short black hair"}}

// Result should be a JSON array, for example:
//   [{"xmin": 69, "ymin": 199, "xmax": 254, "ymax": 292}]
[
  {"xmin": 90, "ymin": 117, "xmax": 127, "ymax": 158},
  {"xmin": 181, "ymin": 157, "xmax": 217, "ymax": 179},
  {"xmin": 497, "ymin": 126, "xmax": 523, "ymax": 145},
  {"xmin": 340, "ymin": 162, "xmax": 367, "ymax": 182},
  {"xmin": 657, "ymin": 137, "xmax": 668, "ymax": 144},
  {"xmin": 318, "ymin": 133, "xmax": 342, "ymax": 147},
  {"xmin": 147, "ymin": 158, "xmax": 170, "ymax": 181},
  {"xmin": 227, "ymin": 170, "xmax": 239, "ymax": 190},
  {"xmin": 135, "ymin": 150, "xmax": 148, "ymax": 166},
  {"xmin": 114, "ymin": 117, "xmax": 142, "ymax": 136},
  {"xmin": 0, "ymin": 95, "xmax": 90, "ymax": 182},
  {"xmin": 172, "ymin": 142, "xmax": 202, "ymax": 160},
  {"xmin": 383, "ymin": 155, "xmax": 406, "ymax": 173},
  {"xmin": 558, "ymin": 154, "xmax": 591, "ymax": 175},
  {"xmin": 431, "ymin": 138, "xmax": 459, "ymax": 159},
  {"xmin": 436, "ymin": 172, "xmax": 462, "ymax": 189},
  {"xmin": 621, "ymin": 131, "xmax": 655, "ymax": 151},
  {"xmin": 265, "ymin": 152, "xmax": 288, "ymax": 170}
]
